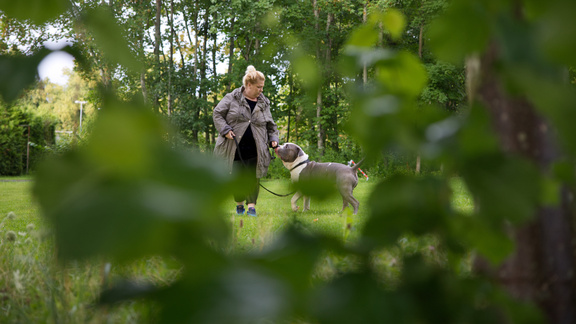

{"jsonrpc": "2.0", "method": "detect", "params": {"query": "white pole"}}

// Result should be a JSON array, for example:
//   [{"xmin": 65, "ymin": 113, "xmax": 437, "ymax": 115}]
[{"xmin": 75, "ymin": 100, "xmax": 87, "ymax": 133}]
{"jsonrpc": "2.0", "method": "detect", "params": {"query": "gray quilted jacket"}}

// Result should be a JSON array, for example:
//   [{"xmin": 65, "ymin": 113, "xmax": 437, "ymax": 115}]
[{"xmin": 212, "ymin": 86, "xmax": 279, "ymax": 178}]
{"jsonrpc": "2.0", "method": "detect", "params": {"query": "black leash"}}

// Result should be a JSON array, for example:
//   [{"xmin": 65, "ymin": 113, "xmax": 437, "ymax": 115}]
[{"xmin": 233, "ymin": 135, "xmax": 294, "ymax": 197}]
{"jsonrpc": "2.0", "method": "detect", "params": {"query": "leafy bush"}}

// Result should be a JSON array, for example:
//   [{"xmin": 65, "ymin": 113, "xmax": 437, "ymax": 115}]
[
  {"xmin": 420, "ymin": 61, "xmax": 466, "ymax": 112},
  {"xmin": 0, "ymin": 105, "xmax": 56, "ymax": 175}
]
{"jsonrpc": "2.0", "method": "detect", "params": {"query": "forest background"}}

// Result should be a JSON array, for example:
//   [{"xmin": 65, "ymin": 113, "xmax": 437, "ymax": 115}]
[
  {"xmin": 1, "ymin": 0, "xmax": 576, "ymax": 323},
  {"xmin": 1, "ymin": 0, "xmax": 461, "ymax": 177}
]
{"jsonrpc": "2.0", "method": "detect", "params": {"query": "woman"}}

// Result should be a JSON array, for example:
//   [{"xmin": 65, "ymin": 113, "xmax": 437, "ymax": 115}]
[{"xmin": 213, "ymin": 65, "xmax": 279, "ymax": 217}]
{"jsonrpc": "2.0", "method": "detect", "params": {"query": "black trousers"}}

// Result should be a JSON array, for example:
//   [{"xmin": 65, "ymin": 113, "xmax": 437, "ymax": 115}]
[{"xmin": 232, "ymin": 156, "xmax": 260, "ymax": 205}]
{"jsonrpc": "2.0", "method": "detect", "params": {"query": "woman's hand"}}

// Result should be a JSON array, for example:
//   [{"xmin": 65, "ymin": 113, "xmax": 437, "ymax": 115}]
[
  {"xmin": 271, "ymin": 141, "xmax": 278, "ymax": 148},
  {"xmin": 225, "ymin": 130, "xmax": 235, "ymax": 139}
]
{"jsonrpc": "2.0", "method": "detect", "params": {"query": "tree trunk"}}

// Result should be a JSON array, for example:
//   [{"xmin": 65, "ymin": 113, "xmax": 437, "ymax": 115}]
[
  {"xmin": 295, "ymin": 105, "xmax": 302, "ymax": 142},
  {"xmin": 154, "ymin": 0, "xmax": 161, "ymax": 62},
  {"xmin": 182, "ymin": 3, "xmax": 197, "ymax": 76},
  {"xmin": 313, "ymin": 0, "xmax": 325, "ymax": 155},
  {"xmin": 287, "ymin": 71, "xmax": 293, "ymax": 143},
  {"xmin": 316, "ymin": 89, "xmax": 324, "ymax": 155},
  {"xmin": 140, "ymin": 71, "xmax": 148, "ymax": 104},
  {"xmin": 210, "ymin": 11, "xmax": 218, "ymax": 148},
  {"xmin": 171, "ymin": 2, "xmax": 185, "ymax": 68},
  {"xmin": 325, "ymin": 13, "xmax": 334, "ymax": 152},
  {"xmin": 418, "ymin": 24, "xmax": 423, "ymax": 59},
  {"xmin": 194, "ymin": 6, "xmax": 200, "ymax": 78},
  {"xmin": 201, "ymin": 10, "xmax": 210, "ymax": 147},
  {"xmin": 183, "ymin": 2, "xmax": 199, "ymax": 144},
  {"xmin": 153, "ymin": 0, "xmax": 162, "ymax": 111},
  {"xmin": 167, "ymin": 0, "xmax": 174, "ymax": 116},
  {"xmin": 226, "ymin": 16, "xmax": 235, "ymax": 92},
  {"xmin": 254, "ymin": 24, "xmax": 260, "ymax": 58},
  {"xmin": 476, "ymin": 41, "xmax": 576, "ymax": 324},
  {"xmin": 415, "ymin": 24, "xmax": 424, "ymax": 173},
  {"xmin": 174, "ymin": 32, "xmax": 185, "ymax": 68},
  {"xmin": 137, "ymin": 13, "xmax": 148, "ymax": 104},
  {"xmin": 363, "ymin": 0, "xmax": 368, "ymax": 84}
]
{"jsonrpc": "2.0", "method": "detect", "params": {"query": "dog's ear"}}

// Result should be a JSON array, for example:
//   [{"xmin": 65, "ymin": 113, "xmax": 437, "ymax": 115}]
[{"xmin": 297, "ymin": 147, "xmax": 304, "ymax": 157}]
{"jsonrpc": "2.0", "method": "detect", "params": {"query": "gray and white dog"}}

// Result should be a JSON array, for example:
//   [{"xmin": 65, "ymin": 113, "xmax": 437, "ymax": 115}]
[{"xmin": 274, "ymin": 143, "xmax": 362, "ymax": 214}]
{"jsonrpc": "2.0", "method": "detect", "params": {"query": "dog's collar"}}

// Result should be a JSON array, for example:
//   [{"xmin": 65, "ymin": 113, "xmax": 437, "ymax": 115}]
[{"xmin": 289, "ymin": 159, "xmax": 310, "ymax": 172}]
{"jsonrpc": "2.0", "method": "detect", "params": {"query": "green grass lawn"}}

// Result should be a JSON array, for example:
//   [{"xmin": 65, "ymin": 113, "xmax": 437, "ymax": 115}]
[
  {"xmin": 0, "ymin": 176, "xmax": 473, "ymax": 323},
  {"xmin": 0, "ymin": 179, "xmax": 157, "ymax": 323},
  {"xmin": 225, "ymin": 178, "xmax": 375, "ymax": 253}
]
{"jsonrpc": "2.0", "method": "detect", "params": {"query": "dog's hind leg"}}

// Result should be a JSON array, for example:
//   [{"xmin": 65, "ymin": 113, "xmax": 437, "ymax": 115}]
[
  {"xmin": 350, "ymin": 197, "xmax": 359, "ymax": 215},
  {"xmin": 303, "ymin": 196, "xmax": 311, "ymax": 211},
  {"xmin": 341, "ymin": 189, "xmax": 359, "ymax": 215},
  {"xmin": 341, "ymin": 200, "xmax": 349, "ymax": 213}
]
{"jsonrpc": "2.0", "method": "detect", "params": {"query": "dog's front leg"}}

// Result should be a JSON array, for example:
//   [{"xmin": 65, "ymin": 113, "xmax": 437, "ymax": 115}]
[{"xmin": 291, "ymin": 192, "xmax": 303, "ymax": 211}]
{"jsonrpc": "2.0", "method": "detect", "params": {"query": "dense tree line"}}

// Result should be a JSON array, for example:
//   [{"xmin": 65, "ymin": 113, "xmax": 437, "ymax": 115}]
[{"xmin": 2, "ymin": 0, "xmax": 459, "ymax": 157}]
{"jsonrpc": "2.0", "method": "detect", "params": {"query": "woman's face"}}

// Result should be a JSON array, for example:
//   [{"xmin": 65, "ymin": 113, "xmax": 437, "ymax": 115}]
[{"xmin": 245, "ymin": 80, "xmax": 264, "ymax": 99}]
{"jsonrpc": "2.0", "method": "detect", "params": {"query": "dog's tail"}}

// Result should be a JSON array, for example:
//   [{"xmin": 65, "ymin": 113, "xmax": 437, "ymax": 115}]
[
  {"xmin": 350, "ymin": 158, "xmax": 365, "ymax": 170},
  {"xmin": 350, "ymin": 158, "xmax": 369, "ymax": 181}
]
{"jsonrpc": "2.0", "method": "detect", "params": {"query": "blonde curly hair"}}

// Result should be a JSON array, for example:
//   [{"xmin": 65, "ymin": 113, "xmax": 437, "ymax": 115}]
[{"xmin": 242, "ymin": 65, "xmax": 265, "ymax": 87}]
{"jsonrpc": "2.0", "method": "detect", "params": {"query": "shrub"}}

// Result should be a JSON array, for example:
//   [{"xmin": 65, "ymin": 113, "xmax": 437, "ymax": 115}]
[{"xmin": 0, "ymin": 105, "xmax": 57, "ymax": 175}]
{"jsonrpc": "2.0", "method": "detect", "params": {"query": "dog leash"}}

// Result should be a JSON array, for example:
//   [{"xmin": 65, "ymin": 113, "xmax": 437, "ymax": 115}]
[{"xmin": 233, "ymin": 135, "xmax": 295, "ymax": 197}]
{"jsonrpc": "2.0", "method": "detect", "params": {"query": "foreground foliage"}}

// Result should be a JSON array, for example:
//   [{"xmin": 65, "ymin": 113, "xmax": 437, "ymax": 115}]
[
  {"xmin": 2, "ymin": 0, "xmax": 576, "ymax": 323},
  {"xmin": 2, "ymin": 178, "xmax": 452, "ymax": 323}
]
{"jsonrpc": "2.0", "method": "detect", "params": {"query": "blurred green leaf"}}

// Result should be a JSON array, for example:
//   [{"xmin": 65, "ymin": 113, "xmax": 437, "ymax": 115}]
[
  {"xmin": 540, "ymin": 176, "xmax": 561, "ymax": 207},
  {"xmin": 155, "ymin": 264, "xmax": 290, "ymax": 324},
  {"xmin": 492, "ymin": 288, "xmax": 546, "ymax": 324},
  {"xmin": 346, "ymin": 25, "xmax": 379, "ymax": 47},
  {"xmin": 521, "ymin": 0, "xmax": 552, "ymax": 20},
  {"xmin": 262, "ymin": 6, "xmax": 281, "ymax": 28},
  {"xmin": 461, "ymin": 155, "xmax": 540, "ymax": 225},
  {"xmin": 0, "ymin": 0, "xmax": 69, "ymax": 24},
  {"xmin": 0, "ymin": 49, "xmax": 50, "ymax": 103},
  {"xmin": 382, "ymin": 9, "xmax": 406, "ymax": 41},
  {"xmin": 495, "ymin": 15, "xmax": 551, "ymax": 80},
  {"xmin": 552, "ymin": 161, "xmax": 576, "ymax": 187},
  {"xmin": 253, "ymin": 227, "xmax": 327, "ymax": 294},
  {"xmin": 294, "ymin": 177, "xmax": 337, "ymax": 201},
  {"xmin": 398, "ymin": 255, "xmax": 507, "ymax": 323},
  {"xmin": 347, "ymin": 93, "xmax": 447, "ymax": 162},
  {"xmin": 291, "ymin": 53, "xmax": 320, "ymax": 96},
  {"xmin": 428, "ymin": 0, "xmax": 491, "ymax": 64},
  {"xmin": 345, "ymin": 96, "xmax": 397, "ymax": 159},
  {"xmin": 537, "ymin": 1, "xmax": 576, "ymax": 66},
  {"xmin": 311, "ymin": 271, "xmax": 410, "ymax": 323},
  {"xmin": 148, "ymin": 227, "xmax": 344, "ymax": 324},
  {"xmin": 449, "ymin": 216, "xmax": 514, "ymax": 265},
  {"xmin": 347, "ymin": 9, "xmax": 405, "ymax": 47},
  {"xmin": 455, "ymin": 106, "xmax": 500, "ymax": 158},
  {"xmin": 507, "ymin": 71, "xmax": 576, "ymax": 157},
  {"xmin": 340, "ymin": 46, "xmax": 395, "ymax": 77},
  {"xmin": 84, "ymin": 102, "xmax": 167, "ymax": 178},
  {"xmin": 375, "ymin": 51, "xmax": 428, "ymax": 98},
  {"xmin": 363, "ymin": 175, "xmax": 451, "ymax": 247},
  {"xmin": 81, "ymin": 7, "xmax": 141, "ymax": 73},
  {"xmin": 99, "ymin": 280, "xmax": 157, "ymax": 305},
  {"xmin": 313, "ymin": 254, "xmax": 510, "ymax": 323},
  {"xmin": 33, "ymin": 96, "xmax": 231, "ymax": 262}
]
